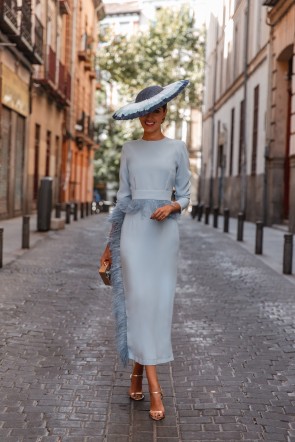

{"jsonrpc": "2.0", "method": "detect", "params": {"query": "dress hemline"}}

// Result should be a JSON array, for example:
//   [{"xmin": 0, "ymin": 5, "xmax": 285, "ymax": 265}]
[{"xmin": 128, "ymin": 352, "xmax": 174, "ymax": 365}]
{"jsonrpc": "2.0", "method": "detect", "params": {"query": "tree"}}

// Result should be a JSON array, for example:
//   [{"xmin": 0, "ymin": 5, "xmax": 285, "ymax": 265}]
[
  {"xmin": 98, "ymin": 7, "xmax": 205, "ymax": 118},
  {"xmin": 94, "ymin": 7, "xmax": 205, "ymax": 189}
]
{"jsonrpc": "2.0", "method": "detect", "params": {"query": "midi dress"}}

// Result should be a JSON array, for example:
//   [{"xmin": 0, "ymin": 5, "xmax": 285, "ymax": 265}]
[{"xmin": 109, "ymin": 136, "xmax": 191, "ymax": 366}]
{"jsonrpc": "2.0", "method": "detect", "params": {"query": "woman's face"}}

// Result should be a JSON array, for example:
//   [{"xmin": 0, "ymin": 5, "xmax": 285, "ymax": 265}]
[{"xmin": 139, "ymin": 107, "xmax": 167, "ymax": 134}]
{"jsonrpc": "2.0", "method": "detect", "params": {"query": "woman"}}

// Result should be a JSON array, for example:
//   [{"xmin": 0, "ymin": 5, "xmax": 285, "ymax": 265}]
[{"xmin": 100, "ymin": 80, "xmax": 191, "ymax": 421}]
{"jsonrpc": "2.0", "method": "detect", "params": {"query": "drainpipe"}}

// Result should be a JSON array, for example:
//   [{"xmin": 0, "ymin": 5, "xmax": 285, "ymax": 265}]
[
  {"xmin": 240, "ymin": 0, "xmax": 250, "ymax": 214},
  {"xmin": 209, "ymin": 18, "xmax": 218, "ymax": 209},
  {"xmin": 263, "ymin": 8, "xmax": 275, "ymax": 226}
]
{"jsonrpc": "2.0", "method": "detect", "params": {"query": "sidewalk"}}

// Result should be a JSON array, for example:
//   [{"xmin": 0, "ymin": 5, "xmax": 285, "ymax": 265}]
[
  {"xmin": 0, "ymin": 212, "xmax": 69, "ymax": 267},
  {"xmin": 194, "ymin": 213, "xmax": 295, "ymax": 285},
  {"xmin": 1, "ymin": 211, "xmax": 295, "ymax": 284}
]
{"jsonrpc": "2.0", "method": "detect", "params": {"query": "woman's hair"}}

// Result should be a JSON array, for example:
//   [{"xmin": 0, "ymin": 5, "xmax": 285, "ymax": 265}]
[{"xmin": 162, "ymin": 104, "xmax": 167, "ymax": 111}]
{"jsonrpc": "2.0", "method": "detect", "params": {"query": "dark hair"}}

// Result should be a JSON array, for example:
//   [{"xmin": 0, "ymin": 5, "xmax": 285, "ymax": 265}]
[{"xmin": 162, "ymin": 104, "xmax": 167, "ymax": 111}]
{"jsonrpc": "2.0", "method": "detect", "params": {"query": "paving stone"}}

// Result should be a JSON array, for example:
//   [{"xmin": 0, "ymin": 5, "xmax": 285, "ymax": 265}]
[{"xmin": 1, "ymin": 215, "xmax": 295, "ymax": 440}]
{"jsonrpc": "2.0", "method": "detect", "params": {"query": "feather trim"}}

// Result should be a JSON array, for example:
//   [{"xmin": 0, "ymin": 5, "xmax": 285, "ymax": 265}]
[{"xmin": 108, "ymin": 197, "xmax": 179, "ymax": 365}]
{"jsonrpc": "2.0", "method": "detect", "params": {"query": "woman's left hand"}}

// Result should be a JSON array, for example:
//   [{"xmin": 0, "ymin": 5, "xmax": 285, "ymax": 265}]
[{"xmin": 150, "ymin": 203, "xmax": 180, "ymax": 222}]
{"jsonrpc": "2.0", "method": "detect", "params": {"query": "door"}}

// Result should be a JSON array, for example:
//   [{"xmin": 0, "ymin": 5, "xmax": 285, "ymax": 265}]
[
  {"xmin": 0, "ymin": 107, "xmax": 11, "ymax": 216},
  {"xmin": 14, "ymin": 114, "xmax": 25, "ymax": 213},
  {"xmin": 284, "ymin": 57, "xmax": 292, "ymax": 220}
]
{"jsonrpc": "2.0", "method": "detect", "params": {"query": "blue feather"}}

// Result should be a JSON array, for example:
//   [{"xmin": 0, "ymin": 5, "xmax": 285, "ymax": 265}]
[{"xmin": 108, "ymin": 197, "xmax": 179, "ymax": 366}]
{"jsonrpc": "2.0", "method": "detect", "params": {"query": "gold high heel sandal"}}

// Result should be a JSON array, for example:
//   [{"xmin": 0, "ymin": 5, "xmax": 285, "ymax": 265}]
[
  {"xmin": 129, "ymin": 373, "xmax": 145, "ymax": 401},
  {"xmin": 149, "ymin": 388, "xmax": 165, "ymax": 421}
]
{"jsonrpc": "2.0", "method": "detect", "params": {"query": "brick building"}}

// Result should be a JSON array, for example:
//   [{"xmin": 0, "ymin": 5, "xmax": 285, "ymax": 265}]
[
  {"xmin": 201, "ymin": 0, "xmax": 295, "ymax": 232},
  {"xmin": 0, "ymin": 0, "xmax": 105, "ymax": 220}
]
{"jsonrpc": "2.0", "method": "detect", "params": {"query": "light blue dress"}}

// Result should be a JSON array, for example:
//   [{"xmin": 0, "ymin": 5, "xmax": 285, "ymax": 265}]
[{"xmin": 110, "ymin": 137, "xmax": 191, "ymax": 366}]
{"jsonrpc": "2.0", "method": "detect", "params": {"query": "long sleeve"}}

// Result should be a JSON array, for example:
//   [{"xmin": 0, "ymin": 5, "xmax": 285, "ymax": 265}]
[
  {"xmin": 117, "ymin": 144, "xmax": 131, "ymax": 202},
  {"xmin": 175, "ymin": 142, "xmax": 191, "ymax": 210}
]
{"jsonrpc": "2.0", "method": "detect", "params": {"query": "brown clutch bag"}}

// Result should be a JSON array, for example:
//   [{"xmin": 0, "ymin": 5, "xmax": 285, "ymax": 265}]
[{"xmin": 98, "ymin": 260, "xmax": 111, "ymax": 286}]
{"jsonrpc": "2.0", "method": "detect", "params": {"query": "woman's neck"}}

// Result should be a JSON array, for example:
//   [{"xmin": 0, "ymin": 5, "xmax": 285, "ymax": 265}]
[{"xmin": 142, "ymin": 131, "xmax": 165, "ymax": 141}]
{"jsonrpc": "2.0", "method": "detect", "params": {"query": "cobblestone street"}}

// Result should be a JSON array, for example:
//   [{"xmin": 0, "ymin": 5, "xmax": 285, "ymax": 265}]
[{"xmin": 1, "ymin": 214, "xmax": 295, "ymax": 442}]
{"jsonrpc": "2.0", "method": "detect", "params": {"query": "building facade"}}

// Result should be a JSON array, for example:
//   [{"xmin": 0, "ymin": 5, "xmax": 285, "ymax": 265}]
[
  {"xmin": 201, "ymin": 0, "xmax": 295, "ymax": 232},
  {"xmin": 263, "ymin": 0, "xmax": 295, "ymax": 231},
  {"xmin": 0, "ymin": 0, "xmax": 42, "ymax": 219},
  {"xmin": 0, "ymin": 0, "xmax": 104, "ymax": 220}
]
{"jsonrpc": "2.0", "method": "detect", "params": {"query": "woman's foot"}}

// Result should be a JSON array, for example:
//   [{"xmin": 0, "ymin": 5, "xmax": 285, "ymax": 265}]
[
  {"xmin": 129, "ymin": 373, "xmax": 144, "ymax": 401},
  {"xmin": 149, "ymin": 388, "xmax": 165, "ymax": 421}
]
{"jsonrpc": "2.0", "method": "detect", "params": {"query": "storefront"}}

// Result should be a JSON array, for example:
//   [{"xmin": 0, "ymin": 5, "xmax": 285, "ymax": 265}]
[{"xmin": 0, "ymin": 63, "xmax": 29, "ymax": 219}]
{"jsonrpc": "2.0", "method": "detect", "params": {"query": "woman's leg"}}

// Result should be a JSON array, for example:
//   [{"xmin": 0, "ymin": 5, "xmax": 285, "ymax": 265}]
[
  {"xmin": 145, "ymin": 365, "xmax": 165, "ymax": 414},
  {"xmin": 130, "ymin": 362, "xmax": 144, "ymax": 394}
]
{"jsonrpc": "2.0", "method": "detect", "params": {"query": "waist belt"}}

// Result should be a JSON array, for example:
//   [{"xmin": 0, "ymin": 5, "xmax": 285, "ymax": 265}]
[{"xmin": 132, "ymin": 190, "xmax": 172, "ymax": 200}]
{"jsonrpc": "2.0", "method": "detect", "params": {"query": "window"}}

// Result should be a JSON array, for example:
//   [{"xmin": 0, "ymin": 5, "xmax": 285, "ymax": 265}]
[
  {"xmin": 33, "ymin": 124, "xmax": 40, "ymax": 200},
  {"xmin": 238, "ymin": 100, "xmax": 245, "ymax": 175},
  {"xmin": 251, "ymin": 85, "xmax": 259, "ymax": 175},
  {"xmin": 229, "ymin": 108, "xmax": 235, "ymax": 176}
]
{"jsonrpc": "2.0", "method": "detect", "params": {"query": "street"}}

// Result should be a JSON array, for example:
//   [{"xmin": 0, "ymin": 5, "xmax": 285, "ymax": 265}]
[{"xmin": 0, "ymin": 214, "xmax": 295, "ymax": 442}]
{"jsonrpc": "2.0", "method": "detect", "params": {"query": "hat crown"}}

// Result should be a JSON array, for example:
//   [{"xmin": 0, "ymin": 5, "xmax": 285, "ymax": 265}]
[{"xmin": 135, "ymin": 85, "xmax": 164, "ymax": 103}]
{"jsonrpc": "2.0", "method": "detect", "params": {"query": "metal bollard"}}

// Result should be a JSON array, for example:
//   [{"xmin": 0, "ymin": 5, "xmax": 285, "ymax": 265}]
[
  {"xmin": 55, "ymin": 203, "xmax": 61, "ymax": 219},
  {"xmin": 73, "ymin": 203, "xmax": 78, "ymax": 221},
  {"xmin": 283, "ymin": 233, "xmax": 293, "ymax": 275},
  {"xmin": 0, "ymin": 228, "xmax": 3, "ymax": 268},
  {"xmin": 237, "ymin": 212, "xmax": 244, "ymax": 241},
  {"xmin": 213, "ymin": 207, "xmax": 219, "ymax": 228},
  {"xmin": 85, "ymin": 202, "xmax": 89, "ymax": 217},
  {"xmin": 191, "ymin": 204, "xmax": 197, "ymax": 219},
  {"xmin": 223, "ymin": 208, "xmax": 230, "ymax": 233},
  {"xmin": 66, "ymin": 203, "xmax": 71, "ymax": 224},
  {"xmin": 197, "ymin": 204, "xmax": 204, "ymax": 222},
  {"xmin": 205, "ymin": 206, "xmax": 210, "ymax": 225},
  {"xmin": 22, "ymin": 215, "xmax": 30, "ymax": 249},
  {"xmin": 255, "ymin": 221, "xmax": 263, "ymax": 255},
  {"xmin": 80, "ymin": 202, "xmax": 84, "ymax": 219}
]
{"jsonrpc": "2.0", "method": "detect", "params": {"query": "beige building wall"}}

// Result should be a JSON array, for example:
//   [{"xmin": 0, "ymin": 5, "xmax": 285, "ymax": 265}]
[
  {"xmin": 61, "ymin": 0, "xmax": 101, "ymax": 204},
  {"xmin": 28, "ymin": 0, "xmax": 70, "ymax": 213},
  {"xmin": 202, "ymin": 0, "xmax": 270, "ymax": 222},
  {"xmin": 265, "ymin": 1, "xmax": 295, "ymax": 231}
]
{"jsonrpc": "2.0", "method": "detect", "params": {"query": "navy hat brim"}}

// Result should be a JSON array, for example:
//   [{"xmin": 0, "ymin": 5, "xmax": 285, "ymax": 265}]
[{"xmin": 112, "ymin": 80, "xmax": 189, "ymax": 121}]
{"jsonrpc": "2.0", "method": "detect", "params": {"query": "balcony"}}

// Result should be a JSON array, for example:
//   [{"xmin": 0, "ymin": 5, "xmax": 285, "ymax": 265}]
[
  {"xmin": 47, "ymin": 46, "xmax": 56, "ymax": 84},
  {"xmin": 75, "ymin": 113, "xmax": 96, "ymax": 148},
  {"xmin": 78, "ymin": 33, "xmax": 94, "ymax": 63},
  {"xmin": 34, "ymin": 46, "xmax": 70, "ymax": 106},
  {"xmin": 6, "ymin": 2, "xmax": 43, "ymax": 65},
  {"xmin": 18, "ymin": 0, "xmax": 33, "ymax": 52},
  {"xmin": 65, "ymin": 71, "xmax": 71, "ymax": 103},
  {"xmin": 32, "ymin": 15, "xmax": 43, "ymax": 64},
  {"xmin": 59, "ymin": 0, "xmax": 71, "ymax": 15},
  {"xmin": 0, "ymin": 0, "xmax": 18, "ymax": 35},
  {"xmin": 58, "ymin": 60, "xmax": 65, "ymax": 95}
]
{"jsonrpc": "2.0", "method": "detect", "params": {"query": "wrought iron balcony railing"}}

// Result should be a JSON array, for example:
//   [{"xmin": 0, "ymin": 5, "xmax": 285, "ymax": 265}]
[
  {"xmin": 263, "ymin": 0, "xmax": 280, "ymax": 5},
  {"xmin": 33, "ymin": 15, "xmax": 43, "ymax": 63},
  {"xmin": 0, "ymin": 0, "xmax": 18, "ymax": 35},
  {"xmin": 19, "ymin": 0, "xmax": 33, "ymax": 51},
  {"xmin": 2, "ymin": 1, "xmax": 43, "ymax": 65},
  {"xmin": 59, "ymin": 0, "xmax": 71, "ymax": 15}
]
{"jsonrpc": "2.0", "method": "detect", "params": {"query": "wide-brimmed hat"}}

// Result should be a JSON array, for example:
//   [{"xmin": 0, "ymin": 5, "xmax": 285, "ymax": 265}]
[{"xmin": 112, "ymin": 79, "xmax": 189, "ymax": 120}]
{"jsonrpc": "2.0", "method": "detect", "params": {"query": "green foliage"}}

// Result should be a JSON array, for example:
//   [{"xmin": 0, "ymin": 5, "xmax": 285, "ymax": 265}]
[
  {"xmin": 95, "ymin": 6, "xmax": 205, "ymax": 187},
  {"xmin": 98, "ymin": 7, "xmax": 206, "ymax": 116},
  {"xmin": 93, "ymin": 120, "xmax": 141, "ymax": 186}
]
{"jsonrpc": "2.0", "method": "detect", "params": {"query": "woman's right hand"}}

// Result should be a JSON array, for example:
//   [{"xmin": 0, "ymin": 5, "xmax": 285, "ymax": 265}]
[{"xmin": 100, "ymin": 243, "xmax": 112, "ymax": 267}]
